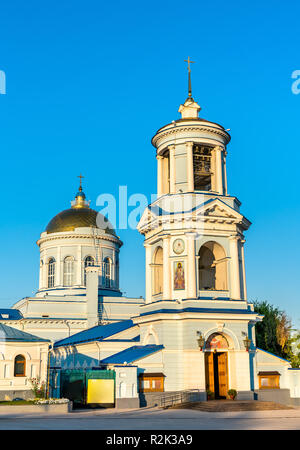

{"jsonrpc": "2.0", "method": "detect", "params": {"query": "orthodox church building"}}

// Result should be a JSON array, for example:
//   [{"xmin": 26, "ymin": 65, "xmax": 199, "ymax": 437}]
[
  {"xmin": 1, "ymin": 68, "xmax": 300, "ymax": 406},
  {"xmin": 6, "ymin": 182, "xmax": 144, "ymax": 341}
]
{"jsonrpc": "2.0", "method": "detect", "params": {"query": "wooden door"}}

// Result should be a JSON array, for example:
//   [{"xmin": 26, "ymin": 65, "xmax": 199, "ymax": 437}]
[
  {"xmin": 205, "ymin": 352, "xmax": 214, "ymax": 393},
  {"xmin": 217, "ymin": 352, "xmax": 228, "ymax": 398}
]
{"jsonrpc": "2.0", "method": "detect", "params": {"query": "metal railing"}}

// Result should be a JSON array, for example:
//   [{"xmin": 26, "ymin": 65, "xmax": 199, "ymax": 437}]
[{"xmin": 157, "ymin": 389, "xmax": 204, "ymax": 408}]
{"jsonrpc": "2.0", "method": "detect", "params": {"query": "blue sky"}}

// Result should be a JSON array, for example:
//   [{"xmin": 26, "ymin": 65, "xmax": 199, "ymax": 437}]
[{"xmin": 0, "ymin": 0, "xmax": 299, "ymax": 325}]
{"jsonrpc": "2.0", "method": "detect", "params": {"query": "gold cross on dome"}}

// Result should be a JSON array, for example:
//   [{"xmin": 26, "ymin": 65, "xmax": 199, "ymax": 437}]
[
  {"xmin": 77, "ymin": 173, "xmax": 84, "ymax": 189},
  {"xmin": 184, "ymin": 56, "xmax": 195, "ymax": 72}
]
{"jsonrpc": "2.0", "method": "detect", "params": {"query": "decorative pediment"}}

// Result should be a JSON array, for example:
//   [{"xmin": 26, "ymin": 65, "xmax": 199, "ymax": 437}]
[
  {"xmin": 137, "ymin": 197, "xmax": 251, "ymax": 234},
  {"xmin": 137, "ymin": 207, "xmax": 158, "ymax": 232},
  {"xmin": 196, "ymin": 199, "xmax": 250, "ymax": 228}
]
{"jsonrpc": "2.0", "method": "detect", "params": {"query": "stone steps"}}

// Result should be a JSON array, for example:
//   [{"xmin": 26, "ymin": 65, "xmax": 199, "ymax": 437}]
[{"xmin": 168, "ymin": 400, "xmax": 294, "ymax": 412}]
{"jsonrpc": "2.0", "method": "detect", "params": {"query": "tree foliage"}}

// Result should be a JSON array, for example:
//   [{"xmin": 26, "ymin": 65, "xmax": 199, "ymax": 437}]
[{"xmin": 253, "ymin": 300, "xmax": 300, "ymax": 367}]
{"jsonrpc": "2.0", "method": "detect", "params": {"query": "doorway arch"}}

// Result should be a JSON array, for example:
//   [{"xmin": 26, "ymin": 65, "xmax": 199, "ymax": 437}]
[{"xmin": 204, "ymin": 333, "xmax": 229, "ymax": 399}]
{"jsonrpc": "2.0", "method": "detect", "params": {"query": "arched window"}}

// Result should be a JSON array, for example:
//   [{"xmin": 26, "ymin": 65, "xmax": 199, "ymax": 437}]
[
  {"xmin": 48, "ymin": 258, "xmax": 55, "ymax": 288},
  {"xmin": 84, "ymin": 256, "xmax": 95, "ymax": 286},
  {"xmin": 199, "ymin": 241, "xmax": 227, "ymax": 291},
  {"xmin": 63, "ymin": 256, "xmax": 74, "ymax": 286},
  {"xmin": 104, "ymin": 257, "xmax": 112, "ymax": 288},
  {"xmin": 14, "ymin": 355, "xmax": 26, "ymax": 377},
  {"xmin": 153, "ymin": 246, "xmax": 163, "ymax": 295}
]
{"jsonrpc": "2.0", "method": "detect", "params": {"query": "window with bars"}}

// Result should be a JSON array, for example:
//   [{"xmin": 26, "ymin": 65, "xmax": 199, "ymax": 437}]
[
  {"xmin": 48, "ymin": 258, "xmax": 55, "ymax": 288},
  {"xmin": 63, "ymin": 256, "xmax": 74, "ymax": 286}
]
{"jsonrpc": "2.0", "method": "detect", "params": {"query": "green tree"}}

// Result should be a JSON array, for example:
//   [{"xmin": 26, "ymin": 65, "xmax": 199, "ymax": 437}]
[{"xmin": 253, "ymin": 300, "xmax": 293, "ymax": 360}]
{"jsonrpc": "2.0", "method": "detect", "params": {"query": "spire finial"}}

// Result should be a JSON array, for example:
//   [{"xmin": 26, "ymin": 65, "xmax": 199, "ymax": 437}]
[
  {"xmin": 77, "ymin": 173, "xmax": 84, "ymax": 192},
  {"xmin": 72, "ymin": 174, "xmax": 89, "ymax": 209},
  {"xmin": 184, "ymin": 56, "xmax": 195, "ymax": 99}
]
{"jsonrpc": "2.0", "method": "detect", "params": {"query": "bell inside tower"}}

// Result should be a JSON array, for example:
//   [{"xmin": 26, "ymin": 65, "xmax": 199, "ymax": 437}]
[{"xmin": 193, "ymin": 145, "xmax": 212, "ymax": 191}]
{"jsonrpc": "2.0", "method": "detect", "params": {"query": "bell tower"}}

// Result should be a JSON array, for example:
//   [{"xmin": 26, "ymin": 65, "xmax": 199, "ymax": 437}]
[{"xmin": 138, "ymin": 61, "xmax": 251, "ymax": 305}]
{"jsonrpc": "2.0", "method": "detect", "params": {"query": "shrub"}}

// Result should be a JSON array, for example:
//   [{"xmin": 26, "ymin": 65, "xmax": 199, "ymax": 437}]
[
  {"xmin": 228, "ymin": 389, "xmax": 237, "ymax": 400},
  {"xmin": 29, "ymin": 377, "xmax": 46, "ymax": 399},
  {"xmin": 206, "ymin": 389, "xmax": 215, "ymax": 400}
]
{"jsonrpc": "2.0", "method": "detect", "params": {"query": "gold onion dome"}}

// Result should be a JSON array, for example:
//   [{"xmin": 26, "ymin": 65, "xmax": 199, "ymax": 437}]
[{"xmin": 45, "ymin": 184, "xmax": 116, "ymax": 235}]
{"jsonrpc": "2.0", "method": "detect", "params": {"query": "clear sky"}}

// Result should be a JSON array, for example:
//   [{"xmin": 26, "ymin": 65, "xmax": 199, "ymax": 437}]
[{"xmin": 0, "ymin": 0, "xmax": 299, "ymax": 326}]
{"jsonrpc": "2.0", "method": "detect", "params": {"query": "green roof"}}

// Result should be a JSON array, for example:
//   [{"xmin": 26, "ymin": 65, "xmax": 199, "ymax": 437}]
[{"xmin": 0, "ymin": 323, "xmax": 50, "ymax": 342}]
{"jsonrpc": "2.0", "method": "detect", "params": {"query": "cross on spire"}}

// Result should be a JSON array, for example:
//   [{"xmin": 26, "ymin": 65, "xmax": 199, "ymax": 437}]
[
  {"xmin": 77, "ymin": 173, "xmax": 84, "ymax": 191},
  {"xmin": 184, "ymin": 56, "xmax": 195, "ymax": 99}
]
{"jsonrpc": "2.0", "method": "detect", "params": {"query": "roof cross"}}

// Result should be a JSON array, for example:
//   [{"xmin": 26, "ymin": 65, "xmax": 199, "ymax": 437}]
[
  {"xmin": 184, "ymin": 57, "xmax": 195, "ymax": 99},
  {"xmin": 77, "ymin": 173, "xmax": 84, "ymax": 191},
  {"xmin": 184, "ymin": 56, "xmax": 195, "ymax": 72}
]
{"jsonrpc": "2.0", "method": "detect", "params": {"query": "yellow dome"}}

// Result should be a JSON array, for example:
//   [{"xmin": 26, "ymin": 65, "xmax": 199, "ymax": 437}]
[{"xmin": 45, "ymin": 186, "xmax": 116, "ymax": 235}]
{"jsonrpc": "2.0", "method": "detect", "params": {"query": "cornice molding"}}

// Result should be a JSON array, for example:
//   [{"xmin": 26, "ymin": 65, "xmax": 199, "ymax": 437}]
[
  {"xmin": 37, "ymin": 233, "xmax": 122, "ymax": 247},
  {"xmin": 152, "ymin": 125, "xmax": 230, "ymax": 148}
]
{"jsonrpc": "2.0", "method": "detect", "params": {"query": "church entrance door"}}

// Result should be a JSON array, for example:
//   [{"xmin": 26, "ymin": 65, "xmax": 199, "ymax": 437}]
[{"xmin": 205, "ymin": 351, "xmax": 228, "ymax": 399}]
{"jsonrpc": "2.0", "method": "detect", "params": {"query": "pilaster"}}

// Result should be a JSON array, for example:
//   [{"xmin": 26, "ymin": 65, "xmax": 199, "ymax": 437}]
[
  {"xmin": 145, "ymin": 244, "xmax": 152, "ymax": 303},
  {"xmin": 229, "ymin": 235, "xmax": 241, "ymax": 300},
  {"xmin": 186, "ymin": 232, "xmax": 197, "ymax": 298},
  {"xmin": 157, "ymin": 155, "xmax": 164, "ymax": 197},
  {"xmin": 214, "ymin": 145, "xmax": 224, "ymax": 195},
  {"xmin": 163, "ymin": 235, "xmax": 171, "ymax": 300}
]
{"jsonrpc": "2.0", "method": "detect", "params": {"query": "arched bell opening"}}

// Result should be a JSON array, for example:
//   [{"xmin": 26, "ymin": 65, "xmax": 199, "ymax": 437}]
[
  {"xmin": 199, "ymin": 241, "xmax": 228, "ymax": 291},
  {"xmin": 193, "ymin": 145, "xmax": 213, "ymax": 191}
]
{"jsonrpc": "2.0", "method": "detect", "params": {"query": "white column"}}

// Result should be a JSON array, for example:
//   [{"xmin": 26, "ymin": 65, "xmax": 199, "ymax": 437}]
[
  {"xmin": 186, "ymin": 142, "xmax": 194, "ymax": 192},
  {"xmin": 229, "ymin": 236, "xmax": 241, "ymax": 300},
  {"xmin": 145, "ymin": 243, "xmax": 152, "ymax": 303},
  {"xmin": 186, "ymin": 232, "xmax": 197, "ymax": 298},
  {"xmin": 77, "ymin": 245, "xmax": 82, "ymax": 286},
  {"xmin": 112, "ymin": 249, "xmax": 117, "ymax": 289},
  {"xmin": 163, "ymin": 236, "xmax": 171, "ymax": 300},
  {"xmin": 43, "ymin": 252, "xmax": 48, "ymax": 288},
  {"xmin": 56, "ymin": 246, "xmax": 61, "ymax": 286},
  {"xmin": 157, "ymin": 155, "xmax": 164, "ymax": 197},
  {"xmin": 169, "ymin": 145, "xmax": 176, "ymax": 194},
  {"xmin": 210, "ymin": 148, "xmax": 216, "ymax": 191},
  {"xmin": 39, "ymin": 251, "xmax": 44, "ymax": 289},
  {"xmin": 115, "ymin": 251, "xmax": 120, "ymax": 290},
  {"xmin": 223, "ymin": 150, "xmax": 228, "ymax": 195},
  {"xmin": 240, "ymin": 239, "xmax": 247, "ymax": 300},
  {"xmin": 214, "ymin": 146, "xmax": 224, "ymax": 195}
]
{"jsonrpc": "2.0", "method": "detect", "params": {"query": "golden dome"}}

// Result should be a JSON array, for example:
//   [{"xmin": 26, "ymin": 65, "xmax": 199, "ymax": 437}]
[{"xmin": 45, "ymin": 184, "xmax": 116, "ymax": 235}]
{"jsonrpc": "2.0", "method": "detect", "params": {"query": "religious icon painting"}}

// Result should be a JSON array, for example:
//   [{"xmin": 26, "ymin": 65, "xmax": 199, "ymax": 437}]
[
  {"xmin": 205, "ymin": 333, "xmax": 229, "ymax": 350},
  {"xmin": 174, "ymin": 261, "xmax": 185, "ymax": 290}
]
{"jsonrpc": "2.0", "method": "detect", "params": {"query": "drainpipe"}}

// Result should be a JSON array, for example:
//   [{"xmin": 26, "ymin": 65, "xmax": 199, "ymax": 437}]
[{"xmin": 63, "ymin": 320, "xmax": 71, "ymax": 337}]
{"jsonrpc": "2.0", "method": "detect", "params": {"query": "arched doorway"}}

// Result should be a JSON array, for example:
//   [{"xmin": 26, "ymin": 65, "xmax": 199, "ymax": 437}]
[{"xmin": 205, "ymin": 333, "xmax": 229, "ymax": 399}]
